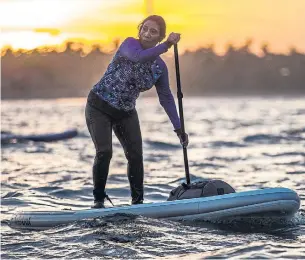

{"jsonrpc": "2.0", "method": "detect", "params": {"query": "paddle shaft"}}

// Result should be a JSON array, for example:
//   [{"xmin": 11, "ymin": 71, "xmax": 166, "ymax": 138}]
[{"xmin": 174, "ymin": 44, "xmax": 191, "ymax": 185}]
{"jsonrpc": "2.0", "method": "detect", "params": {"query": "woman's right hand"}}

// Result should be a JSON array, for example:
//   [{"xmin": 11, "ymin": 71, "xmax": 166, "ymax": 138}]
[
  {"xmin": 174, "ymin": 128, "xmax": 189, "ymax": 148},
  {"xmin": 165, "ymin": 33, "xmax": 181, "ymax": 47}
]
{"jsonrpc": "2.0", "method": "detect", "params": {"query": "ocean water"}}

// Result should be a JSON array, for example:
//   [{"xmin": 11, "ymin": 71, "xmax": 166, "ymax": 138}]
[{"xmin": 1, "ymin": 97, "xmax": 305, "ymax": 259}]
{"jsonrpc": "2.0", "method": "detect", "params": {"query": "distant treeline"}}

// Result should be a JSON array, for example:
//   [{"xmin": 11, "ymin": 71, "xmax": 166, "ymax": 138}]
[{"xmin": 1, "ymin": 41, "xmax": 305, "ymax": 99}]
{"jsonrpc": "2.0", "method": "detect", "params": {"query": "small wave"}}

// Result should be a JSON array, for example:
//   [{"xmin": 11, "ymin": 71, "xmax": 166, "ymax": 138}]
[
  {"xmin": 145, "ymin": 154, "xmax": 170, "ymax": 162},
  {"xmin": 34, "ymin": 170, "xmax": 63, "ymax": 175},
  {"xmin": 244, "ymin": 134, "xmax": 304, "ymax": 144},
  {"xmin": 276, "ymin": 177, "xmax": 290, "ymax": 183},
  {"xmin": 1, "ymin": 198, "xmax": 28, "ymax": 206},
  {"xmin": 206, "ymin": 156, "xmax": 247, "ymax": 162},
  {"xmin": 58, "ymin": 213, "xmax": 165, "ymax": 245},
  {"xmin": 145, "ymin": 140, "xmax": 180, "ymax": 150},
  {"xmin": 107, "ymin": 174, "xmax": 129, "ymax": 183},
  {"xmin": 190, "ymin": 162, "xmax": 226, "ymax": 168},
  {"xmin": 291, "ymin": 210, "xmax": 305, "ymax": 225},
  {"xmin": 200, "ymin": 212, "xmax": 305, "ymax": 235},
  {"xmin": 263, "ymin": 152, "xmax": 305, "ymax": 157},
  {"xmin": 286, "ymin": 171, "xmax": 305, "ymax": 175},
  {"xmin": 30, "ymin": 186, "xmax": 62, "ymax": 193},
  {"xmin": 244, "ymin": 134, "xmax": 285, "ymax": 143},
  {"xmin": 1, "ymin": 219, "xmax": 10, "ymax": 226},
  {"xmin": 1, "ymin": 191, "xmax": 23, "ymax": 199},
  {"xmin": 275, "ymin": 161, "xmax": 305, "ymax": 166},
  {"xmin": 209, "ymin": 141, "xmax": 246, "ymax": 148},
  {"xmin": 283, "ymin": 127, "xmax": 305, "ymax": 135},
  {"xmin": 1, "ymin": 182, "xmax": 30, "ymax": 189}
]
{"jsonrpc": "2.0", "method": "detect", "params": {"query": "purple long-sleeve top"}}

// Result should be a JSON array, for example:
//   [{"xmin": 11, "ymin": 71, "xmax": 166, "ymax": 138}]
[{"xmin": 93, "ymin": 37, "xmax": 181, "ymax": 130}]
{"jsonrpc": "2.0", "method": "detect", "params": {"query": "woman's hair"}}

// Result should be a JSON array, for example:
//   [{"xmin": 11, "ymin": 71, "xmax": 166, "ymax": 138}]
[{"xmin": 138, "ymin": 15, "xmax": 166, "ymax": 41}]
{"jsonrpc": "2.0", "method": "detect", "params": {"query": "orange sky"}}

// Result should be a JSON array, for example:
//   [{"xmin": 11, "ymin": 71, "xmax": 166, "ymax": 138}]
[{"xmin": 1, "ymin": 0, "xmax": 304, "ymax": 54}]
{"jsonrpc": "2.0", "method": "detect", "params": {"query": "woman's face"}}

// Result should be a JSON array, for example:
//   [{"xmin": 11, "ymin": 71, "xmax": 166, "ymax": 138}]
[{"xmin": 139, "ymin": 20, "xmax": 161, "ymax": 48}]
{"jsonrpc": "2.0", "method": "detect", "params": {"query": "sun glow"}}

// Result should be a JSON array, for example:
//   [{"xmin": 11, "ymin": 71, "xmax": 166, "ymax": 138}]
[
  {"xmin": 0, "ymin": 0, "xmax": 304, "ymax": 54},
  {"xmin": 0, "ymin": 0, "xmax": 93, "ymax": 29}
]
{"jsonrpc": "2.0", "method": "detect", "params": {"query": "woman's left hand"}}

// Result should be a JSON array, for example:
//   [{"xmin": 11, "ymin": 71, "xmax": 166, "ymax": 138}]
[{"xmin": 174, "ymin": 128, "xmax": 189, "ymax": 148}]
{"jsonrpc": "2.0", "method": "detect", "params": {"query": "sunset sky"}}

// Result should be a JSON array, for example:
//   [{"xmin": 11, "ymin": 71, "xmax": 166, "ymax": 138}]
[{"xmin": 0, "ymin": 0, "xmax": 304, "ymax": 54}]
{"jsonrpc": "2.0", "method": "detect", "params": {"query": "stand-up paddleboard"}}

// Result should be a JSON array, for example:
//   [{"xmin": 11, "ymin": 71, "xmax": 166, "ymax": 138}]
[{"xmin": 9, "ymin": 188, "xmax": 300, "ymax": 230}]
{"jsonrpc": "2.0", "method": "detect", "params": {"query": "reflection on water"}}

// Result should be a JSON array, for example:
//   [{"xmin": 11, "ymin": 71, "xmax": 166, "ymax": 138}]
[{"xmin": 1, "ymin": 97, "xmax": 305, "ymax": 259}]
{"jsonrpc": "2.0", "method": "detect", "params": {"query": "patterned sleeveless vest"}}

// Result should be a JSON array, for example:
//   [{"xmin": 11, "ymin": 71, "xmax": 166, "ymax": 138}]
[{"xmin": 93, "ymin": 49, "xmax": 163, "ymax": 111}]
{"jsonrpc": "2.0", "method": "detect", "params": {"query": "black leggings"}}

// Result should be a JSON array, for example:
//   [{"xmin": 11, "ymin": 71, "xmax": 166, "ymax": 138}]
[{"xmin": 85, "ymin": 91, "xmax": 144, "ymax": 204}]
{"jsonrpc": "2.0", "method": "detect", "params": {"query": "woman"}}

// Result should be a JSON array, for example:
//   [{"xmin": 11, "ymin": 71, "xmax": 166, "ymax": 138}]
[{"xmin": 85, "ymin": 15, "xmax": 189, "ymax": 208}]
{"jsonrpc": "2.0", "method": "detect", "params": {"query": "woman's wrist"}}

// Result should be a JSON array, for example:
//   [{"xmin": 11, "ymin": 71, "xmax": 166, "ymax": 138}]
[
  {"xmin": 164, "ymin": 40, "xmax": 173, "ymax": 49},
  {"xmin": 174, "ymin": 128, "xmax": 183, "ymax": 135}
]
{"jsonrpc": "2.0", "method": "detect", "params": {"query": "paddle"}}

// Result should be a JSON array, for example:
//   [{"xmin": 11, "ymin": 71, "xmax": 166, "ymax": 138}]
[{"xmin": 174, "ymin": 43, "xmax": 191, "ymax": 185}]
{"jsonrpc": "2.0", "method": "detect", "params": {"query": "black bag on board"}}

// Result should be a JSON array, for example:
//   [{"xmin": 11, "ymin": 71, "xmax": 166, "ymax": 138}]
[{"xmin": 167, "ymin": 180, "xmax": 235, "ymax": 201}]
